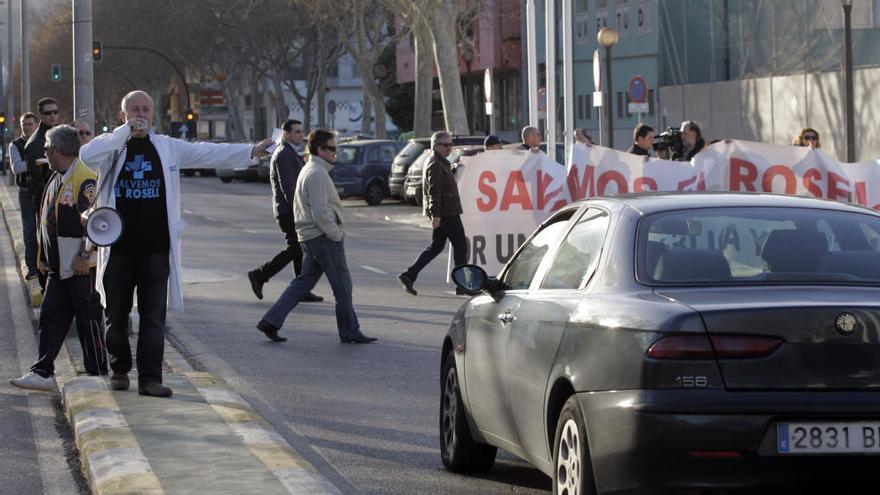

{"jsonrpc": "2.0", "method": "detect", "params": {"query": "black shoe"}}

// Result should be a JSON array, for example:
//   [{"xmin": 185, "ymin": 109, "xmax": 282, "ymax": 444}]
[
  {"xmin": 256, "ymin": 320, "xmax": 287, "ymax": 342},
  {"xmin": 110, "ymin": 373, "xmax": 130, "ymax": 391},
  {"xmin": 138, "ymin": 382, "xmax": 173, "ymax": 398},
  {"xmin": 340, "ymin": 333, "xmax": 378, "ymax": 344},
  {"xmin": 247, "ymin": 270, "xmax": 264, "ymax": 300},
  {"xmin": 397, "ymin": 273, "xmax": 417, "ymax": 296},
  {"xmin": 301, "ymin": 292, "xmax": 324, "ymax": 303}
]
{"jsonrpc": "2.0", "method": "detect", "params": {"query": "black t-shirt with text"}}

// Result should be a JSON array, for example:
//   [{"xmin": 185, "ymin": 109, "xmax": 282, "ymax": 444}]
[{"xmin": 113, "ymin": 136, "xmax": 170, "ymax": 254}]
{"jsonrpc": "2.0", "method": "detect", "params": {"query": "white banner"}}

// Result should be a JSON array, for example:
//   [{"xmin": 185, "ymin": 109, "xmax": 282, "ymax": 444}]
[{"xmin": 457, "ymin": 141, "xmax": 880, "ymax": 275}]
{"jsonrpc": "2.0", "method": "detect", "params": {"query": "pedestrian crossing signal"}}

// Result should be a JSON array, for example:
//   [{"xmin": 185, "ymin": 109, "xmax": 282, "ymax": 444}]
[
  {"xmin": 51, "ymin": 63, "xmax": 61, "ymax": 81},
  {"xmin": 92, "ymin": 41, "xmax": 103, "ymax": 63}
]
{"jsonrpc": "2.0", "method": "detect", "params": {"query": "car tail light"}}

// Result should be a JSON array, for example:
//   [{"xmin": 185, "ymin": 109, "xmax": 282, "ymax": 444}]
[
  {"xmin": 646, "ymin": 335, "xmax": 715, "ymax": 359},
  {"xmin": 647, "ymin": 335, "xmax": 782, "ymax": 359}
]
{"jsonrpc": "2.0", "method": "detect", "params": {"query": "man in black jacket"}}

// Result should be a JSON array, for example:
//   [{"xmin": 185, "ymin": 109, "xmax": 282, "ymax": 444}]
[
  {"xmin": 627, "ymin": 124, "xmax": 654, "ymax": 157},
  {"xmin": 681, "ymin": 120, "xmax": 705, "ymax": 161},
  {"xmin": 24, "ymin": 98, "xmax": 60, "ymax": 212},
  {"xmin": 8, "ymin": 112, "xmax": 39, "ymax": 279},
  {"xmin": 397, "ymin": 131, "xmax": 467, "ymax": 296},
  {"xmin": 248, "ymin": 119, "xmax": 322, "ymax": 302}
]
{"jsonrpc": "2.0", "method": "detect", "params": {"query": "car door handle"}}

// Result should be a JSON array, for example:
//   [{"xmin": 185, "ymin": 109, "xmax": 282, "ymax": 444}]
[{"xmin": 497, "ymin": 310, "xmax": 514, "ymax": 324}]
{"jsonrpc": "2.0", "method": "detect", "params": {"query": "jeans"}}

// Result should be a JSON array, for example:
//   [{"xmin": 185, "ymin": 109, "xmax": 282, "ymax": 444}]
[
  {"xmin": 262, "ymin": 235, "xmax": 359, "ymax": 339},
  {"xmin": 404, "ymin": 215, "xmax": 468, "ymax": 281},
  {"xmin": 256, "ymin": 214, "xmax": 303, "ymax": 282},
  {"xmin": 103, "ymin": 251, "xmax": 169, "ymax": 385},
  {"xmin": 31, "ymin": 272, "xmax": 106, "ymax": 378},
  {"xmin": 17, "ymin": 188, "xmax": 38, "ymax": 277}
]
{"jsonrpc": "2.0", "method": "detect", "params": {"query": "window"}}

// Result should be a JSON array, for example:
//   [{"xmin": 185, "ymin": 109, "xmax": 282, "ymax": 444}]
[
  {"xmin": 335, "ymin": 146, "xmax": 361, "ymax": 165},
  {"xmin": 648, "ymin": 89, "xmax": 655, "ymax": 116},
  {"xmin": 617, "ymin": 92, "xmax": 624, "ymax": 118},
  {"xmin": 367, "ymin": 147, "xmax": 379, "ymax": 161},
  {"xmin": 501, "ymin": 211, "xmax": 576, "ymax": 290},
  {"xmin": 380, "ymin": 144, "xmax": 397, "ymax": 162},
  {"xmin": 640, "ymin": 207, "xmax": 880, "ymax": 285},
  {"xmin": 541, "ymin": 210, "xmax": 610, "ymax": 289}
]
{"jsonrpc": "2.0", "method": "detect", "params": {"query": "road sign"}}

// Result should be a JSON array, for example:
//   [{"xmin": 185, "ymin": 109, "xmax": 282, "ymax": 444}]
[
  {"xmin": 328, "ymin": 99, "xmax": 336, "ymax": 115},
  {"xmin": 628, "ymin": 102, "xmax": 649, "ymax": 113},
  {"xmin": 592, "ymin": 50, "xmax": 601, "ymax": 91},
  {"xmin": 627, "ymin": 76, "xmax": 648, "ymax": 103}
]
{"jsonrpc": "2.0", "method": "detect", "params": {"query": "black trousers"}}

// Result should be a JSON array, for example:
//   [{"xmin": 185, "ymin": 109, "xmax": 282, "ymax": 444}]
[
  {"xmin": 404, "ymin": 215, "xmax": 468, "ymax": 281},
  {"xmin": 256, "ymin": 214, "xmax": 303, "ymax": 282},
  {"xmin": 103, "ymin": 251, "xmax": 169, "ymax": 385},
  {"xmin": 31, "ymin": 271, "xmax": 106, "ymax": 378}
]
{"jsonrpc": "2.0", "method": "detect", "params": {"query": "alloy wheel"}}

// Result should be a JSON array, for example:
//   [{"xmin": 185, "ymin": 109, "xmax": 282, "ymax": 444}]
[
  {"xmin": 556, "ymin": 418, "xmax": 581, "ymax": 495},
  {"xmin": 442, "ymin": 367, "xmax": 458, "ymax": 455}
]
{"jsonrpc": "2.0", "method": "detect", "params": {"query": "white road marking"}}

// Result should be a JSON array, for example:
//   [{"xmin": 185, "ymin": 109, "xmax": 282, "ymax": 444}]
[{"xmin": 360, "ymin": 265, "xmax": 387, "ymax": 274}]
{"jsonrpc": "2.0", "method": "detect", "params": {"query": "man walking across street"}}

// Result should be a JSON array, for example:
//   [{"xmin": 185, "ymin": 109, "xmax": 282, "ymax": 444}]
[
  {"xmin": 257, "ymin": 129, "xmax": 376, "ymax": 344},
  {"xmin": 8, "ymin": 112, "xmax": 40, "ymax": 281},
  {"xmin": 627, "ymin": 124, "xmax": 654, "ymax": 157},
  {"xmin": 79, "ymin": 90, "xmax": 273, "ymax": 397},
  {"xmin": 11, "ymin": 126, "xmax": 105, "ymax": 391},
  {"xmin": 397, "ymin": 131, "xmax": 467, "ymax": 296},
  {"xmin": 248, "ymin": 119, "xmax": 322, "ymax": 303}
]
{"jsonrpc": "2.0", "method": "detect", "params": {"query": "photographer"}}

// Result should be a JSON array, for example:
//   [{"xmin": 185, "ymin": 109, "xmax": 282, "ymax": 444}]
[
  {"xmin": 680, "ymin": 120, "xmax": 705, "ymax": 161},
  {"xmin": 627, "ymin": 124, "xmax": 654, "ymax": 157}
]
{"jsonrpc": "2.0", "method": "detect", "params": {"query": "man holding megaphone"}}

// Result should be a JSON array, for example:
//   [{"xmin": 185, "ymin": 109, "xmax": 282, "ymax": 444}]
[
  {"xmin": 11, "ymin": 125, "xmax": 105, "ymax": 392},
  {"xmin": 79, "ymin": 90, "xmax": 273, "ymax": 398}
]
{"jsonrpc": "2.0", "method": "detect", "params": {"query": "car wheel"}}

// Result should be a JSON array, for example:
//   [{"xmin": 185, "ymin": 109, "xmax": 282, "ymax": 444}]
[
  {"xmin": 364, "ymin": 181, "xmax": 385, "ymax": 206},
  {"xmin": 220, "ymin": 177, "xmax": 233, "ymax": 183},
  {"xmin": 440, "ymin": 350, "xmax": 497, "ymax": 472},
  {"xmin": 552, "ymin": 397, "xmax": 597, "ymax": 495}
]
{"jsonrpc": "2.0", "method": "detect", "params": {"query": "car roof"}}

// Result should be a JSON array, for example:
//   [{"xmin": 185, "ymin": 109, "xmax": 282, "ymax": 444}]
[
  {"xmin": 584, "ymin": 192, "xmax": 879, "ymax": 216},
  {"xmin": 338, "ymin": 139, "xmax": 400, "ymax": 147}
]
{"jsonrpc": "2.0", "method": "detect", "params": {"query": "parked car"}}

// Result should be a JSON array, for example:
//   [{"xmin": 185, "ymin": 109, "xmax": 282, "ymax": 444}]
[
  {"xmin": 443, "ymin": 192, "xmax": 880, "ymax": 493},
  {"xmin": 403, "ymin": 146, "xmax": 480, "ymax": 207},
  {"xmin": 329, "ymin": 139, "xmax": 405, "ymax": 205},
  {"xmin": 217, "ymin": 156, "xmax": 269, "ymax": 183},
  {"xmin": 389, "ymin": 136, "xmax": 498, "ymax": 199}
]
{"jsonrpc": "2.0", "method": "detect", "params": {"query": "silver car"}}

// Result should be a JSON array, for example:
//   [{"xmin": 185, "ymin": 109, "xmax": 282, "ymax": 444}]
[{"xmin": 442, "ymin": 192, "xmax": 880, "ymax": 493}]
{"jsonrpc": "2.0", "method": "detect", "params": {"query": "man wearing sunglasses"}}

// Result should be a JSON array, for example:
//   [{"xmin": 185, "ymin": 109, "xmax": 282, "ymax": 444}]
[
  {"xmin": 397, "ymin": 131, "xmax": 467, "ymax": 296},
  {"xmin": 24, "ymin": 97, "xmax": 62, "ymax": 291}
]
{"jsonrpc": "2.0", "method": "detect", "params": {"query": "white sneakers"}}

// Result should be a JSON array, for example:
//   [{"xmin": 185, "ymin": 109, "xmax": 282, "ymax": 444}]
[{"xmin": 10, "ymin": 372, "xmax": 56, "ymax": 392}]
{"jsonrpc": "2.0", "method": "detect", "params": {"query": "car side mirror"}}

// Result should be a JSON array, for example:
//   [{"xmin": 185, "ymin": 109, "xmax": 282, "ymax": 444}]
[{"xmin": 451, "ymin": 264, "xmax": 489, "ymax": 295}]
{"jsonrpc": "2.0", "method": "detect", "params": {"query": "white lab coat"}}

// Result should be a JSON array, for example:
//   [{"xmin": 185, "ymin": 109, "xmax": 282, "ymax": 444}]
[{"xmin": 79, "ymin": 123, "xmax": 253, "ymax": 311}]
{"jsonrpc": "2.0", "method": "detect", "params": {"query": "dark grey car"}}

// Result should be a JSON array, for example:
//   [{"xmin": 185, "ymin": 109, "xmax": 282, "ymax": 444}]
[
  {"xmin": 442, "ymin": 192, "xmax": 880, "ymax": 494},
  {"xmin": 329, "ymin": 140, "xmax": 404, "ymax": 205}
]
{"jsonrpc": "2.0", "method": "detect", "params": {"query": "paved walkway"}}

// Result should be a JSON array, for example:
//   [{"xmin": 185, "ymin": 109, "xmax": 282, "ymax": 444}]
[{"xmin": 1, "ymin": 179, "xmax": 340, "ymax": 495}]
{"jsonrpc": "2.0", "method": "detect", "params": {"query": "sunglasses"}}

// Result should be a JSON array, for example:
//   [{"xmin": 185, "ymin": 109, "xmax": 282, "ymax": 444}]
[
  {"xmin": 42, "ymin": 109, "xmax": 59, "ymax": 116},
  {"xmin": 804, "ymin": 135, "xmax": 818, "ymax": 141},
  {"xmin": 79, "ymin": 130, "xmax": 92, "ymax": 137},
  {"xmin": 437, "ymin": 142, "xmax": 453, "ymax": 148},
  {"xmin": 322, "ymin": 145, "xmax": 337, "ymax": 152}
]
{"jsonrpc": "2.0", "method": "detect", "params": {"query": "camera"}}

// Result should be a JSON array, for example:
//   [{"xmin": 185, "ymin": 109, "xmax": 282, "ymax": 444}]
[{"xmin": 652, "ymin": 127, "xmax": 684, "ymax": 160}]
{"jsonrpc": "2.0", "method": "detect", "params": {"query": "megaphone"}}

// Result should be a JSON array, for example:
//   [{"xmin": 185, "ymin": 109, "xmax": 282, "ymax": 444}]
[{"xmin": 83, "ymin": 207, "xmax": 124, "ymax": 247}]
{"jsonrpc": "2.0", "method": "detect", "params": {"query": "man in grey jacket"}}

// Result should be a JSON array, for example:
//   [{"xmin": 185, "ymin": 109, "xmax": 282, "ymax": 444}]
[
  {"xmin": 247, "ymin": 119, "xmax": 322, "ymax": 302},
  {"xmin": 257, "ymin": 129, "xmax": 377, "ymax": 344}
]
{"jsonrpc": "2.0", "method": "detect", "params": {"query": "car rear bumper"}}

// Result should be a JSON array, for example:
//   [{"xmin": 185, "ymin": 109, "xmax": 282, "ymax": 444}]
[
  {"xmin": 389, "ymin": 175, "xmax": 406, "ymax": 196},
  {"xmin": 332, "ymin": 180, "xmax": 362, "ymax": 198},
  {"xmin": 576, "ymin": 389, "xmax": 880, "ymax": 494}
]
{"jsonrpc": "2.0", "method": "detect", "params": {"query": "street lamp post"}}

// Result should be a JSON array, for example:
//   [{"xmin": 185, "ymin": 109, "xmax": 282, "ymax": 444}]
[
  {"xmin": 598, "ymin": 27, "xmax": 619, "ymax": 149},
  {"xmin": 842, "ymin": 0, "xmax": 855, "ymax": 162},
  {"xmin": 461, "ymin": 45, "xmax": 474, "ymax": 132}
]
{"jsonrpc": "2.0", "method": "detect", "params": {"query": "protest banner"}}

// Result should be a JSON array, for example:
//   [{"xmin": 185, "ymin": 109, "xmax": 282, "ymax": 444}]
[{"xmin": 455, "ymin": 141, "xmax": 880, "ymax": 275}]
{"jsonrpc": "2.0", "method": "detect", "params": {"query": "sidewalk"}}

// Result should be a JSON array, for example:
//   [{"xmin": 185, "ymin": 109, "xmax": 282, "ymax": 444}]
[{"xmin": 1, "ymin": 180, "xmax": 340, "ymax": 495}]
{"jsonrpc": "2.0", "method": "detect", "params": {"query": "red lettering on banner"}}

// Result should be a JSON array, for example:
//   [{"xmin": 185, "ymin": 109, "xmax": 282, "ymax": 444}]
[
  {"xmin": 677, "ymin": 172, "xmax": 706, "ymax": 191},
  {"xmin": 827, "ymin": 172, "xmax": 850, "ymax": 201},
  {"xmin": 500, "ymin": 171, "xmax": 534, "ymax": 211},
  {"xmin": 537, "ymin": 171, "xmax": 563, "ymax": 209},
  {"xmin": 854, "ymin": 181, "xmax": 867, "ymax": 206},
  {"xmin": 597, "ymin": 171, "xmax": 628, "ymax": 196},
  {"xmin": 762, "ymin": 165, "xmax": 797, "ymax": 194},
  {"xmin": 567, "ymin": 164, "xmax": 596, "ymax": 200},
  {"xmin": 476, "ymin": 171, "xmax": 497, "ymax": 212},
  {"xmin": 634, "ymin": 177, "xmax": 658, "ymax": 192},
  {"xmin": 802, "ymin": 168, "xmax": 822, "ymax": 198},
  {"xmin": 729, "ymin": 158, "xmax": 757, "ymax": 191}
]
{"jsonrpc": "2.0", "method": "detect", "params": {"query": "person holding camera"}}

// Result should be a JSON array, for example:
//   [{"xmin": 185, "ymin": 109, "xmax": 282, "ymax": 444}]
[
  {"xmin": 79, "ymin": 90, "xmax": 273, "ymax": 397},
  {"xmin": 627, "ymin": 124, "xmax": 654, "ymax": 157},
  {"xmin": 680, "ymin": 121, "xmax": 705, "ymax": 161},
  {"xmin": 10, "ymin": 126, "xmax": 105, "ymax": 391}
]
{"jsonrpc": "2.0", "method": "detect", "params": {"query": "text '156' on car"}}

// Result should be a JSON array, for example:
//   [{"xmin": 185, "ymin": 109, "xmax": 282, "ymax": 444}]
[{"xmin": 442, "ymin": 192, "xmax": 880, "ymax": 494}]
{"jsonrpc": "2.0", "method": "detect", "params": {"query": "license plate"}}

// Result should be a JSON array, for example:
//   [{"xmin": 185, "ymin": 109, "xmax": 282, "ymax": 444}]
[
  {"xmin": 406, "ymin": 187, "xmax": 416, "ymax": 196},
  {"xmin": 777, "ymin": 422, "xmax": 880, "ymax": 454}
]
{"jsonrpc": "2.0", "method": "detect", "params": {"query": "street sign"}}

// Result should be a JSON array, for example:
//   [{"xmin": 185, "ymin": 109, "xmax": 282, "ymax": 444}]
[
  {"xmin": 628, "ymin": 102, "xmax": 649, "ymax": 113},
  {"xmin": 592, "ymin": 50, "xmax": 601, "ymax": 91},
  {"xmin": 627, "ymin": 75, "xmax": 648, "ymax": 103},
  {"xmin": 328, "ymin": 99, "xmax": 336, "ymax": 115}
]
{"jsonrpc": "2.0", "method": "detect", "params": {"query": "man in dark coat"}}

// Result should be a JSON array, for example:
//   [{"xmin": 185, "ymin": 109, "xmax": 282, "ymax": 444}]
[
  {"xmin": 627, "ymin": 124, "xmax": 654, "ymax": 157},
  {"xmin": 248, "ymin": 119, "xmax": 322, "ymax": 302},
  {"xmin": 397, "ymin": 131, "xmax": 467, "ymax": 296}
]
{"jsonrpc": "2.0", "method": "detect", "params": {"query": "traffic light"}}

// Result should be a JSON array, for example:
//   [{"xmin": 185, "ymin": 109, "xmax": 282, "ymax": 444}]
[
  {"xmin": 101, "ymin": 123, "xmax": 109, "ymax": 133},
  {"xmin": 92, "ymin": 41, "xmax": 103, "ymax": 63},
  {"xmin": 185, "ymin": 109, "xmax": 195, "ymax": 121},
  {"xmin": 0, "ymin": 113, "xmax": 6, "ymax": 125},
  {"xmin": 51, "ymin": 63, "xmax": 61, "ymax": 81}
]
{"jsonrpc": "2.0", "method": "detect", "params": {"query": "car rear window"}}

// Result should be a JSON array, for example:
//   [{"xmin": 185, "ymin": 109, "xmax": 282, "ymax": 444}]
[
  {"xmin": 336, "ymin": 146, "xmax": 361, "ymax": 165},
  {"xmin": 399, "ymin": 142, "xmax": 427, "ymax": 157},
  {"xmin": 638, "ymin": 207, "xmax": 880, "ymax": 285}
]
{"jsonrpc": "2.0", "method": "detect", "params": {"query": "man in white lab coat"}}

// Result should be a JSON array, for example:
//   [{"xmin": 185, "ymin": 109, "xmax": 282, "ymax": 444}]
[{"xmin": 79, "ymin": 90, "xmax": 272, "ymax": 397}]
